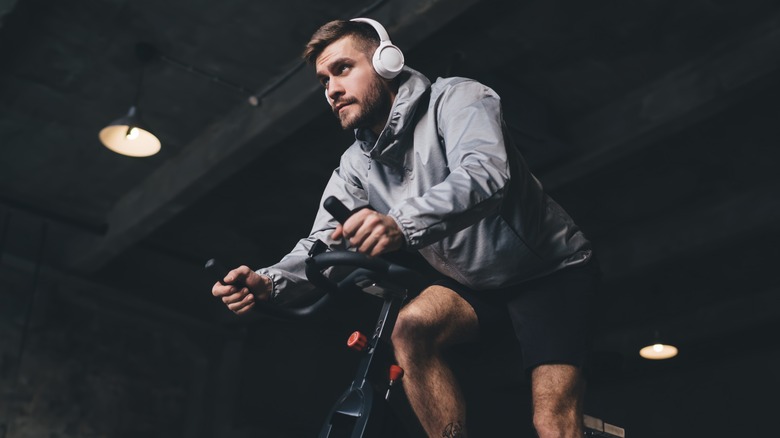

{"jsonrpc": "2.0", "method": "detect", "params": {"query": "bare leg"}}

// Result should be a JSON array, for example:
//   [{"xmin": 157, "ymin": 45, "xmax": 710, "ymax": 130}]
[
  {"xmin": 530, "ymin": 364, "xmax": 586, "ymax": 438},
  {"xmin": 391, "ymin": 285, "xmax": 479, "ymax": 437}
]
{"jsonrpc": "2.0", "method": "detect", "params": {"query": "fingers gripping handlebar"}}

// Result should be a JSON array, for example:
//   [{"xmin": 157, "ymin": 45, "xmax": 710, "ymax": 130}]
[{"xmin": 205, "ymin": 257, "xmax": 329, "ymax": 318}]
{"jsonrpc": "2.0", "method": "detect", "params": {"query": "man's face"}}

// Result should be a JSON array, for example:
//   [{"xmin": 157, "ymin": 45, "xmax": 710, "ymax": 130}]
[{"xmin": 316, "ymin": 36, "xmax": 392, "ymax": 133}]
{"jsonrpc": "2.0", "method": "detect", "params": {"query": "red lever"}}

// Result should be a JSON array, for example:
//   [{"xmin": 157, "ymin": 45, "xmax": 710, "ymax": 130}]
[
  {"xmin": 389, "ymin": 364, "xmax": 404, "ymax": 381},
  {"xmin": 347, "ymin": 331, "xmax": 368, "ymax": 351},
  {"xmin": 386, "ymin": 364, "xmax": 405, "ymax": 400}
]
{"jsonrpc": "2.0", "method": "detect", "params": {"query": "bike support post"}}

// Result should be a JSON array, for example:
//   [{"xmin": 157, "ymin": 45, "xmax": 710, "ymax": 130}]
[{"xmin": 319, "ymin": 285, "xmax": 407, "ymax": 438}]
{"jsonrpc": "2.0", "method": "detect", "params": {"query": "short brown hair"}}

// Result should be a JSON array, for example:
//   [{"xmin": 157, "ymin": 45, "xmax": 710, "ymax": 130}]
[{"xmin": 302, "ymin": 20, "xmax": 380, "ymax": 64}]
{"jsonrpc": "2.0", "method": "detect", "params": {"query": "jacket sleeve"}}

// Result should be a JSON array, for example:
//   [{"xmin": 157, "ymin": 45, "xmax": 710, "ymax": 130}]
[
  {"xmin": 388, "ymin": 80, "xmax": 512, "ymax": 249},
  {"xmin": 256, "ymin": 154, "xmax": 368, "ymax": 302}
]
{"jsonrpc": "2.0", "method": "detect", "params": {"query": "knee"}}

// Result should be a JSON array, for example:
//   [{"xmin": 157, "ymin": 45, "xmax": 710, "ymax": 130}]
[
  {"xmin": 531, "ymin": 365, "xmax": 584, "ymax": 437},
  {"xmin": 391, "ymin": 305, "xmax": 439, "ymax": 357},
  {"xmin": 391, "ymin": 285, "xmax": 478, "ymax": 362}
]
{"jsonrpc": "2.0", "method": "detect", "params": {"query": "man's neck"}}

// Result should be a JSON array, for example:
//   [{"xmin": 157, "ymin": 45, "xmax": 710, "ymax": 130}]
[{"xmin": 370, "ymin": 85, "xmax": 398, "ymax": 136}]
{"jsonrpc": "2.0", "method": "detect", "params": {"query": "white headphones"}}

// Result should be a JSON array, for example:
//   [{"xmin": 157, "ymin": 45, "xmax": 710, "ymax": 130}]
[
  {"xmin": 351, "ymin": 17, "xmax": 405, "ymax": 79},
  {"xmin": 325, "ymin": 18, "xmax": 405, "ymax": 105}
]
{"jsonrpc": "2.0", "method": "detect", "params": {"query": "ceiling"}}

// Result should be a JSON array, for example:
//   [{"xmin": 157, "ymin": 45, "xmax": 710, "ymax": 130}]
[{"xmin": 1, "ymin": 0, "xmax": 780, "ymax": 433}]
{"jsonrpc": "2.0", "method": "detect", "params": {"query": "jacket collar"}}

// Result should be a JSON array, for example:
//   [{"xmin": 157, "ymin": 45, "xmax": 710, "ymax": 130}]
[{"xmin": 355, "ymin": 67, "xmax": 431, "ymax": 167}]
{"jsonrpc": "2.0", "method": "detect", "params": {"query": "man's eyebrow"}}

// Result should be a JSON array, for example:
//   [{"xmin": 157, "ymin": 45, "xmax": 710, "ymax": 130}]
[{"xmin": 317, "ymin": 56, "xmax": 353, "ymax": 77}]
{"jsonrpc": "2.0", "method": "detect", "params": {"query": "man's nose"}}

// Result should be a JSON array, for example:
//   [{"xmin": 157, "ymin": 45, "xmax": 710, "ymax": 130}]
[{"xmin": 327, "ymin": 78, "xmax": 344, "ymax": 102}]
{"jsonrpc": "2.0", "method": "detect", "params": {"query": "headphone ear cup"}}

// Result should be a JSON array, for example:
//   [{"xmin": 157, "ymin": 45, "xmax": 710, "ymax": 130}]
[
  {"xmin": 350, "ymin": 18, "xmax": 404, "ymax": 79},
  {"xmin": 373, "ymin": 42, "xmax": 404, "ymax": 79}
]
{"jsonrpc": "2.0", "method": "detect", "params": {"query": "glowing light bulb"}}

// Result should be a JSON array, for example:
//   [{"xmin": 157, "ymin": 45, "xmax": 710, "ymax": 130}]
[{"xmin": 126, "ymin": 127, "xmax": 140, "ymax": 140}]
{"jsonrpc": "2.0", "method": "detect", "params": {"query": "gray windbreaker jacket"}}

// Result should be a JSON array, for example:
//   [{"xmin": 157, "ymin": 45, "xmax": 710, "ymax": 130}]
[{"xmin": 259, "ymin": 67, "xmax": 591, "ymax": 299}]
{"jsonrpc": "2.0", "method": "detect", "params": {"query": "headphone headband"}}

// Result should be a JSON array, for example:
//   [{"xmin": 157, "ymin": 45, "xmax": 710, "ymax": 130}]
[{"xmin": 350, "ymin": 17, "xmax": 391, "ymax": 43}]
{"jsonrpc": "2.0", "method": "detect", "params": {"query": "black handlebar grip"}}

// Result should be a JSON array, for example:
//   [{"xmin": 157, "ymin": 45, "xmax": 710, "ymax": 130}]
[
  {"xmin": 205, "ymin": 258, "xmax": 232, "ymax": 285},
  {"xmin": 323, "ymin": 196, "xmax": 353, "ymax": 224}
]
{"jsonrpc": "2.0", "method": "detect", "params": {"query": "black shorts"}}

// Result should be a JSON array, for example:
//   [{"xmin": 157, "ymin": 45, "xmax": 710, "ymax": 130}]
[{"xmin": 433, "ymin": 257, "xmax": 600, "ymax": 373}]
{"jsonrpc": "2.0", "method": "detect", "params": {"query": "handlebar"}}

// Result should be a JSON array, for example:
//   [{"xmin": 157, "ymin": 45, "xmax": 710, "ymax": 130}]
[
  {"xmin": 205, "ymin": 257, "xmax": 333, "ymax": 319},
  {"xmin": 323, "ymin": 195, "xmax": 354, "ymax": 223},
  {"xmin": 206, "ymin": 196, "xmax": 424, "ymax": 320}
]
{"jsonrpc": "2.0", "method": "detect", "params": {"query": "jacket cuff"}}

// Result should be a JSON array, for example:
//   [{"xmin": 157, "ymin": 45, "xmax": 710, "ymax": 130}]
[
  {"xmin": 388, "ymin": 212, "xmax": 414, "ymax": 249},
  {"xmin": 255, "ymin": 268, "xmax": 279, "ymax": 300}
]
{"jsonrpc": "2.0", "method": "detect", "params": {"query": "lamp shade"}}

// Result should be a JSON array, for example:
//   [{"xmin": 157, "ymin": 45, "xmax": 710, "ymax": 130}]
[
  {"xmin": 639, "ymin": 330, "xmax": 678, "ymax": 360},
  {"xmin": 639, "ymin": 343, "xmax": 678, "ymax": 360},
  {"xmin": 99, "ymin": 106, "xmax": 161, "ymax": 157}
]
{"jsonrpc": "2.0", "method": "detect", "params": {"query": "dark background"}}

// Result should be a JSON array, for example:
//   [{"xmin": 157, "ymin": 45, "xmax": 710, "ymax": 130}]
[{"xmin": 1, "ymin": 0, "xmax": 779, "ymax": 436}]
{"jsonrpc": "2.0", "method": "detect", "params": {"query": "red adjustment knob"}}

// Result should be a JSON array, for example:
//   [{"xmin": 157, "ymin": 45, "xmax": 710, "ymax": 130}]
[
  {"xmin": 347, "ymin": 331, "xmax": 368, "ymax": 351},
  {"xmin": 389, "ymin": 364, "xmax": 404, "ymax": 381}
]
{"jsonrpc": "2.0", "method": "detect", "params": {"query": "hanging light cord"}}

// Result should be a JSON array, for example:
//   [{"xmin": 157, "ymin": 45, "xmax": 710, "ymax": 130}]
[
  {"xmin": 156, "ymin": 53, "xmax": 259, "ymax": 104},
  {"xmin": 133, "ymin": 62, "xmax": 145, "ymax": 108}
]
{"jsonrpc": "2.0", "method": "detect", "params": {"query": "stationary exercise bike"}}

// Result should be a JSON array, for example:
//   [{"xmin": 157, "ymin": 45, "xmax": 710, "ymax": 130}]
[{"xmin": 207, "ymin": 196, "xmax": 625, "ymax": 438}]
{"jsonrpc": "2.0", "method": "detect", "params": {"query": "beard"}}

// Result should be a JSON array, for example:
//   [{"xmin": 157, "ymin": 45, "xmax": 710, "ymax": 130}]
[{"xmin": 334, "ymin": 76, "xmax": 392, "ymax": 131}]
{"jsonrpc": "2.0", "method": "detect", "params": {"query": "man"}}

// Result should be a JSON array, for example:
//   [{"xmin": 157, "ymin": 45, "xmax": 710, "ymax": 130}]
[{"xmin": 212, "ymin": 18, "xmax": 598, "ymax": 437}]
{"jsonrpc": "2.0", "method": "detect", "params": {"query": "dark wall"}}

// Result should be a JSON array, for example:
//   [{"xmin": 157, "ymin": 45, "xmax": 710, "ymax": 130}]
[{"xmin": 0, "ymin": 263, "xmax": 240, "ymax": 438}]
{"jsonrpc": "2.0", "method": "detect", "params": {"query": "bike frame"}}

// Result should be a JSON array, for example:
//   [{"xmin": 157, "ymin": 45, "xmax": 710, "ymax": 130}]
[{"xmin": 317, "ymin": 276, "xmax": 406, "ymax": 437}]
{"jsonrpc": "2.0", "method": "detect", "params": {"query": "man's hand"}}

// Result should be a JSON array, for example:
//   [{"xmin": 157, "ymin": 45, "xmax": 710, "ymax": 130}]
[
  {"xmin": 211, "ymin": 265, "xmax": 272, "ymax": 315},
  {"xmin": 331, "ymin": 209, "xmax": 404, "ymax": 256}
]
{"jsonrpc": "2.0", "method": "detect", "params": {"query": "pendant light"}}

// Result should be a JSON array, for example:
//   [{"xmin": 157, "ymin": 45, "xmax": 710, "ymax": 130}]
[
  {"xmin": 639, "ymin": 330, "xmax": 679, "ymax": 360},
  {"xmin": 99, "ymin": 45, "xmax": 161, "ymax": 157}
]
